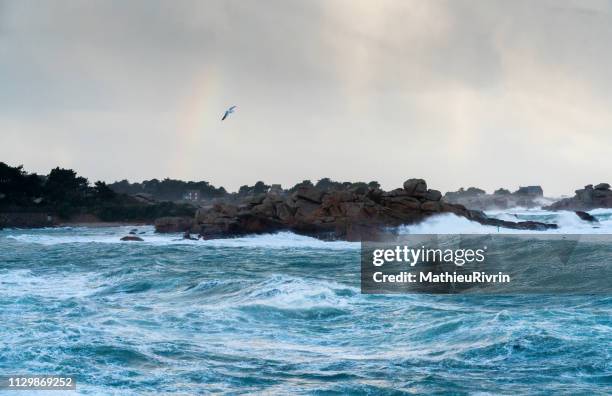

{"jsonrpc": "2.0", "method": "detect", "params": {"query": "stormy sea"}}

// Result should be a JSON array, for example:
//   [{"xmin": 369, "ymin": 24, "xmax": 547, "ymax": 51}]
[{"xmin": 1, "ymin": 209, "xmax": 611, "ymax": 395}]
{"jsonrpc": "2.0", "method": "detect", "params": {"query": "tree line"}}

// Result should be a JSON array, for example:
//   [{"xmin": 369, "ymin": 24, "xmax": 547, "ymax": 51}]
[
  {"xmin": 1, "ymin": 162, "xmax": 383, "ymax": 216},
  {"xmin": 0, "ymin": 162, "xmax": 194, "ymax": 220}
]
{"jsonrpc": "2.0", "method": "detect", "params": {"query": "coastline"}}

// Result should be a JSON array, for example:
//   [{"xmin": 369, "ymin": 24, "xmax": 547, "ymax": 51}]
[{"xmin": 0, "ymin": 213, "xmax": 153, "ymax": 230}]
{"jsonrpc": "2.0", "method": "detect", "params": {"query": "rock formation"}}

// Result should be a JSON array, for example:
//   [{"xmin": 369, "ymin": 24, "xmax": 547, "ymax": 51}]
[
  {"xmin": 120, "ymin": 235, "xmax": 144, "ymax": 241},
  {"xmin": 515, "ymin": 186, "xmax": 544, "ymax": 196},
  {"xmin": 155, "ymin": 179, "xmax": 557, "ymax": 241},
  {"xmin": 546, "ymin": 183, "xmax": 612, "ymax": 211},
  {"xmin": 154, "ymin": 216, "xmax": 194, "ymax": 233},
  {"xmin": 444, "ymin": 185, "xmax": 547, "ymax": 210},
  {"xmin": 575, "ymin": 211, "xmax": 598, "ymax": 223}
]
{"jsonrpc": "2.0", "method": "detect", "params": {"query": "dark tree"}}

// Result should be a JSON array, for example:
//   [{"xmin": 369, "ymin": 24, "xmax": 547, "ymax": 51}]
[
  {"xmin": 109, "ymin": 177, "xmax": 227, "ymax": 200},
  {"xmin": 238, "ymin": 185, "xmax": 250, "ymax": 195},
  {"xmin": 0, "ymin": 162, "xmax": 43, "ymax": 205},
  {"xmin": 109, "ymin": 179, "xmax": 142, "ymax": 195},
  {"xmin": 94, "ymin": 181, "xmax": 116, "ymax": 200},
  {"xmin": 289, "ymin": 180, "xmax": 314, "ymax": 192},
  {"xmin": 44, "ymin": 167, "xmax": 89, "ymax": 204}
]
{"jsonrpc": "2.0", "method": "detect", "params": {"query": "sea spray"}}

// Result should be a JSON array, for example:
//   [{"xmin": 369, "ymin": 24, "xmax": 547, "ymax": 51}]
[{"xmin": 0, "ymin": 208, "xmax": 610, "ymax": 394}]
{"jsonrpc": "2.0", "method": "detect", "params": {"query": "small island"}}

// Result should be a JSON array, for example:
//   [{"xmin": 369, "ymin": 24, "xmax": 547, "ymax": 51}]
[
  {"xmin": 0, "ymin": 162, "xmax": 560, "ymax": 240},
  {"xmin": 4, "ymin": 162, "xmax": 611, "ymax": 241}
]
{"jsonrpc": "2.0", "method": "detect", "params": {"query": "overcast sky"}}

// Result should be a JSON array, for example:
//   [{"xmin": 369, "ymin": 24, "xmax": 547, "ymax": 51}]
[{"xmin": 1, "ymin": 0, "xmax": 611, "ymax": 195}]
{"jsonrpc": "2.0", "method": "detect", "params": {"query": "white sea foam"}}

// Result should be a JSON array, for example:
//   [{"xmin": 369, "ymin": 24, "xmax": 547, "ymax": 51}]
[
  {"xmin": 399, "ymin": 209, "xmax": 612, "ymax": 235},
  {"xmin": 233, "ymin": 274, "xmax": 359, "ymax": 310},
  {"xmin": 198, "ymin": 232, "xmax": 359, "ymax": 250},
  {"xmin": 3, "ymin": 208, "xmax": 611, "ymax": 247},
  {"xmin": 0, "ymin": 268, "xmax": 96, "ymax": 299},
  {"xmin": 3, "ymin": 227, "xmax": 359, "ymax": 249},
  {"xmin": 398, "ymin": 213, "xmax": 500, "ymax": 234}
]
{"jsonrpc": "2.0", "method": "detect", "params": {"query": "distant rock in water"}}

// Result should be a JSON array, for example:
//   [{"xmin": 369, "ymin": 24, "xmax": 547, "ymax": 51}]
[
  {"xmin": 183, "ymin": 230, "xmax": 198, "ymax": 240},
  {"xmin": 514, "ymin": 186, "xmax": 544, "ymax": 196},
  {"xmin": 154, "ymin": 179, "xmax": 557, "ymax": 241},
  {"xmin": 120, "ymin": 235, "xmax": 144, "ymax": 241},
  {"xmin": 575, "ymin": 211, "xmax": 598, "ymax": 223},
  {"xmin": 444, "ymin": 185, "xmax": 546, "ymax": 211},
  {"xmin": 546, "ymin": 183, "xmax": 612, "ymax": 211}
]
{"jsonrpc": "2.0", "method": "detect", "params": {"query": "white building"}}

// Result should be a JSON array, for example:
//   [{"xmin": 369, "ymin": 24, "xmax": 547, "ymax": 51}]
[{"xmin": 182, "ymin": 190, "xmax": 200, "ymax": 201}]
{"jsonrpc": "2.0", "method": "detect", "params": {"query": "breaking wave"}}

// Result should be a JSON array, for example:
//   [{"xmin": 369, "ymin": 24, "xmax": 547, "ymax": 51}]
[
  {"xmin": 0, "ymin": 207, "xmax": 610, "ymax": 394},
  {"xmin": 4, "ymin": 227, "xmax": 359, "ymax": 249},
  {"xmin": 400, "ymin": 208, "xmax": 612, "ymax": 234}
]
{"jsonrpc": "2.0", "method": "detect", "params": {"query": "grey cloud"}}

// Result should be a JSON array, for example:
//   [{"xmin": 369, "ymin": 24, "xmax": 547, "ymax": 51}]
[{"xmin": 1, "ymin": 0, "xmax": 611, "ymax": 195}]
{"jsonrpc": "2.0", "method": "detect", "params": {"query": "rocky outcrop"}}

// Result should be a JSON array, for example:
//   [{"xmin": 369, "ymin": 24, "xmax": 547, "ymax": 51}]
[
  {"xmin": 156, "ymin": 179, "xmax": 557, "ymax": 241},
  {"xmin": 120, "ymin": 235, "xmax": 144, "ymax": 241},
  {"xmin": 154, "ymin": 216, "xmax": 193, "ymax": 233},
  {"xmin": 514, "ymin": 186, "xmax": 544, "ymax": 196},
  {"xmin": 402, "ymin": 178, "xmax": 428, "ymax": 196},
  {"xmin": 546, "ymin": 183, "xmax": 612, "ymax": 211},
  {"xmin": 575, "ymin": 211, "xmax": 598, "ymax": 223},
  {"xmin": 444, "ymin": 185, "xmax": 547, "ymax": 210}
]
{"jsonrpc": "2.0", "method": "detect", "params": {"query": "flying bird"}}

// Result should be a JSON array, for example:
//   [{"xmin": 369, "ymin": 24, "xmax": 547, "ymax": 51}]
[{"xmin": 221, "ymin": 105, "xmax": 237, "ymax": 121}]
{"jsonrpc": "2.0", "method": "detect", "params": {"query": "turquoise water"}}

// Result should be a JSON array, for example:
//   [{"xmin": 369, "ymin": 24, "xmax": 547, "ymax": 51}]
[{"xmin": 1, "ymin": 211, "xmax": 611, "ymax": 395}]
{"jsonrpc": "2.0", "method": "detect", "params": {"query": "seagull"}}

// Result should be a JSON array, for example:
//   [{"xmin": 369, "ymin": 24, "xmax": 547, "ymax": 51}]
[{"xmin": 221, "ymin": 105, "xmax": 237, "ymax": 121}]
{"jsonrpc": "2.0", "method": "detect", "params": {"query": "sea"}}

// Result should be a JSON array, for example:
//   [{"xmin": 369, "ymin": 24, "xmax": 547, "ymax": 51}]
[{"xmin": 1, "ymin": 208, "xmax": 610, "ymax": 395}]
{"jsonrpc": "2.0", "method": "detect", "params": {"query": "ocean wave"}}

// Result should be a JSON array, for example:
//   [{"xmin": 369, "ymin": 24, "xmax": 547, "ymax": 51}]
[
  {"xmin": 3, "ymin": 229, "xmax": 359, "ymax": 249},
  {"xmin": 3, "ymin": 209, "xmax": 612, "ymax": 253},
  {"xmin": 399, "ymin": 209, "xmax": 612, "ymax": 235},
  {"xmin": 199, "ymin": 275, "xmax": 361, "ymax": 317},
  {"xmin": 1, "ymin": 231, "xmax": 610, "ymax": 394}
]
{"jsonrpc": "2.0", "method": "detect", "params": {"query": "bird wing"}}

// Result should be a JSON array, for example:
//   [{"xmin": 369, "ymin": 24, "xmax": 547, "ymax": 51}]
[
  {"xmin": 221, "ymin": 111, "xmax": 229, "ymax": 121},
  {"xmin": 229, "ymin": 106, "xmax": 237, "ymax": 112}
]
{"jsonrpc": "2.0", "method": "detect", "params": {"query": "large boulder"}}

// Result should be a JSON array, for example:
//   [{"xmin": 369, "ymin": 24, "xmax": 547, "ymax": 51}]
[
  {"xmin": 251, "ymin": 197, "xmax": 277, "ymax": 217},
  {"xmin": 247, "ymin": 193, "xmax": 267, "ymax": 206},
  {"xmin": 575, "ymin": 211, "xmax": 598, "ymax": 223},
  {"xmin": 294, "ymin": 186, "xmax": 326, "ymax": 203},
  {"xmin": 386, "ymin": 188, "xmax": 409, "ymax": 197},
  {"xmin": 403, "ymin": 179, "xmax": 427, "ymax": 196},
  {"xmin": 420, "ymin": 189, "xmax": 442, "ymax": 201},
  {"xmin": 120, "ymin": 235, "xmax": 144, "ymax": 241},
  {"xmin": 294, "ymin": 199, "xmax": 321, "ymax": 220}
]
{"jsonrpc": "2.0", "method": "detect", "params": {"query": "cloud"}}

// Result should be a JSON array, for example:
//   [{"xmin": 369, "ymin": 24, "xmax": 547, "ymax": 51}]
[{"xmin": 0, "ymin": 0, "xmax": 611, "ymax": 195}]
